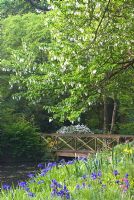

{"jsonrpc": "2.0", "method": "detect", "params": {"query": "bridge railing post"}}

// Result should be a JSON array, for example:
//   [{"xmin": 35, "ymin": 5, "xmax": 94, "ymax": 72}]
[
  {"xmin": 75, "ymin": 135, "xmax": 77, "ymax": 151},
  {"xmin": 95, "ymin": 137, "xmax": 97, "ymax": 151}
]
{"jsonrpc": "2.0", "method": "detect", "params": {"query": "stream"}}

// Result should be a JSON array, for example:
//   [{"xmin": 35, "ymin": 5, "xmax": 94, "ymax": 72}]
[
  {"xmin": 0, "ymin": 158, "xmax": 71, "ymax": 187},
  {"xmin": 0, "ymin": 163, "xmax": 38, "ymax": 186}
]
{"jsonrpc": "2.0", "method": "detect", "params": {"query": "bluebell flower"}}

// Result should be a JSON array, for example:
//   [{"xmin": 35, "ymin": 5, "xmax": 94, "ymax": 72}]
[
  {"xmin": 82, "ymin": 174, "xmax": 87, "ymax": 179},
  {"xmin": 51, "ymin": 179, "xmax": 58, "ymax": 187},
  {"xmin": 57, "ymin": 188, "xmax": 70, "ymax": 199},
  {"xmin": 113, "ymin": 170, "xmax": 119, "ymax": 176},
  {"xmin": 125, "ymin": 173, "xmax": 129, "ymax": 178},
  {"xmin": 124, "ymin": 179, "xmax": 130, "ymax": 188},
  {"xmin": 78, "ymin": 157, "xmax": 87, "ymax": 162},
  {"xmin": 51, "ymin": 188, "xmax": 57, "ymax": 196},
  {"xmin": 51, "ymin": 179, "xmax": 57, "ymax": 188},
  {"xmin": 37, "ymin": 163, "xmax": 44, "ymax": 169},
  {"xmin": 27, "ymin": 173, "xmax": 34, "ymax": 178},
  {"xmin": 40, "ymin": 167, "xmax": 52, "ymax": 176},
  {"xmin": 67, "ymin": 160, "xmax": 74, "ymax": 165},
  {"xmin": 40, "ymin": 171, "xmax": 46, "ymax": 176},
  {"xmin": 27, "ymin": 192, "xmax": 36, "ymax": 197},
  {"xmin": 2, "ymin": 184, "xmax": 11, "ymax": 190},
  {"xmin": 47, "ymin": 162, "xmax": 56, "ymax": 168},
  {"xmin": 98, "ymin": 170, "xmax": 102, "ymax": 177},
  {"xmin": 82, "ymin": 182, "xmax": 86, "ymax": 188},
  {"xmin": 18, "ymin": 181, "xmax": 27, "ymax": 188},
  {"xmin": 91, "ymin": 172, "xmax": 97, "ymax": 180},
  {"xmin": 57, "ymin": 190, "xmax": 64, "ymax": 197},
  {"xmin": 63, "ymin": 185, "xmax": 67, "ymax": 190},
  {"xmin": 25, "ymin": 187, "xmax": 30, "ymax": 192},
  {"xmin": 38, "ymin": 180, "xmax": 44, "ymax": 184},
  {"xmin": 115, "ymin": 180, "xmax": 120, "ymax": 184},
  {"xmin": 66, "ymin": 192, "xmax": 70, "ymax": 199},
  {"xmin": 51, "ymin": 179, "xmax": 62, "ymax": 188},
  {"xmin": 50, "ymin": 180, "xmax": 70, "ymax": 199},
  {"xmin": 76, "ymin": 184, "xmax": 80, "ymax": 189}
]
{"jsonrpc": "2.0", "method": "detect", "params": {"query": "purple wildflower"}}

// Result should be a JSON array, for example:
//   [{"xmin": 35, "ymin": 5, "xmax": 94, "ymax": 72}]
[
  {"xmin": 82, "ymin": 174, "xmax": 87, "ymax": 179},
  {"xmin": 82, "ymin": 182, "xmax": 86, "ymax": 188},
  {"xmin": 76, "ymin": 184, "xmax": 81, "ymax": 189},
  {"xmin": 2, "ymin": 184, "xmax": 11, "ymax": 190},
  {"xmin": 18, "ymin": 181, "xmax": 27, "ymax": 188},
  {"xmin": 125, "ymin": 173, "xmax": 129, "ymax": 178},
  {"xmin": 27, "ymin": 192, "xmax": 36, "ymax": 197},
  {"xmin": 25, "ymin": 187, "xmax": 30, "ymax": 192},
  {"xmin": 38, "ymin": 180, "xmax": 44, "ymax": 184},
  {"xmin": 27, "ymin": 173, "xmax": 34, "ymax": 178},
  {"xmin": 51, "ymin": 188, "xmax": 57, "ymax": 196},
  {"xmin": 113, "ymin": 170, "xmax": 119, "ymax": 176},
  {"xmin": 51, "ymin": 179, "xmax": 62, "ymax": 188},
  {"xmin": 98, "ymin": 170, "xmax": 102, "ymax": 177},
  {"xmin": 37, "ymin": 163, "xmax": 44, "ymax": 169},
  {"xmin": 123, "ymin": 178, "xmax": 130, "ymax": 189},
  {"xmin": 78, "ymin": 157, "xmax": 87, "ymax": 162},
  {"xmin": 50, "ymin": 180, "xmax": 70, "ymax": 199},
  {"xmin": 47, "ymin": 162, "xmax": 56, "ymax": 168},
  {"xmin": 115, "ymin": 180, "xmax": 120, "ymax": 184},
  {"xmin": 67, "ymin": 160, "xmax": 74, "ymax": 165},
  {"xmin": 91, "ymin": 172, "xmax": 97, "ymax": 180}
]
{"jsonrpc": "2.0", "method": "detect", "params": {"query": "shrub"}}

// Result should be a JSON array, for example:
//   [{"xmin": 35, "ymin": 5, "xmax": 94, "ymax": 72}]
[
  {"xmin": 0, "ymin": 117, "xmax": 46, "ymax": 162},
  {"xmin": 56, "ymin": 124, "xmax": 93, "ymax": 134},
  {"xmin": 119, "ymin": 122, "xmax": 134, "ymax": 135}
]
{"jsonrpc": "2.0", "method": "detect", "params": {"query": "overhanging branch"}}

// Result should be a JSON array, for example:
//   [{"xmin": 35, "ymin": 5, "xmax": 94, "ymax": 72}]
[
  {"xmin": 86, "ymin": 58, "xmax": 134, "ymax": 95},
  {"xmin": 93, "ymin": 0, "xmax": 111, "ymax": 43},
  {"xmin": 105, "ymin": 59, "xmax": 134, "ymax": 81},
  {"xmin": 26, "ymin": 0, "xmax": 50, "ymax": 12}
]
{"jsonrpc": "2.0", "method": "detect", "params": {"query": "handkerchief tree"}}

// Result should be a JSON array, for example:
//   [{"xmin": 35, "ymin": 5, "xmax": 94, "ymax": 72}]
[{"xmin": 1, "ymin": 0, "xmax": 134, "ymax": 133}]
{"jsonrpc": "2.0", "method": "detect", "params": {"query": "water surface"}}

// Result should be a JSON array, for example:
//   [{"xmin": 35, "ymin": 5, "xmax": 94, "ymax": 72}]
[{"xmin": 0, "ymin": 163, "xmax": 37, "ymax": 186}]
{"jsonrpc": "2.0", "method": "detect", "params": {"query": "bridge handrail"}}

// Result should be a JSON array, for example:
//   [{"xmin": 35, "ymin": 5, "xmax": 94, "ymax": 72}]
[{"xmin": 41, "ymin": 133, "xmax": 134, "ymax": 139}]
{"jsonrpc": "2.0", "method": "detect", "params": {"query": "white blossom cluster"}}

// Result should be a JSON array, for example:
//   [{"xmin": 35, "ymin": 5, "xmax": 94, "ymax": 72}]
[{"xmin": 56, "ymin": 125, "xmax": 93, "ymax": 134}]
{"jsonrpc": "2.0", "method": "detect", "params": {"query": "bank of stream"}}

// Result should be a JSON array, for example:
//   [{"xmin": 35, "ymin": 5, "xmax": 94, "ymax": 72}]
[
  {"xmin": 0, "ymin": 163, "xmax": 37, "ymax": 186},
  {"xmin": 0, "ymin": 157, "xmax": 71, "ymax": 187}
]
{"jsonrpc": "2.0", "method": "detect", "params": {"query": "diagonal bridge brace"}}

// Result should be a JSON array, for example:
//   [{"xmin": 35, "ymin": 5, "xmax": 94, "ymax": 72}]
[
  {"xmin": 58, "ymin": 137, "xmax": 75, "ymax": 150},
  {"xmin": 76, "ymin": 137, "xmax": 95, "ymax": 153},
  {"xmin": 77, "ymin": 137, "xmax": 97, "ymax": 151}
]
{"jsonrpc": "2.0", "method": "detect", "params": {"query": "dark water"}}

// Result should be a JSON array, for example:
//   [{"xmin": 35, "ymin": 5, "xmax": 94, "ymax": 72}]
[
  {"xmin": 0, "ymin": 163, "xmax": 37, "ymax": 186},
  {"xmin": 0, "ymin": 158, "xmax": 72, "ymax": 186}
]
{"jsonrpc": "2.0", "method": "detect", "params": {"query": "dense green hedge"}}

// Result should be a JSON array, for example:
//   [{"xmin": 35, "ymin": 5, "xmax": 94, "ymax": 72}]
[{"xmin": 0, "ymin": 117, "xmax": 46, "ymax": 162}]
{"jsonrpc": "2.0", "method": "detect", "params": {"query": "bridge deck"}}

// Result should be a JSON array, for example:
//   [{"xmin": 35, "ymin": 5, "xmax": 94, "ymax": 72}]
[{"xmin": 56, "ymin": 150, "xmax": 90, "ymax": 157}]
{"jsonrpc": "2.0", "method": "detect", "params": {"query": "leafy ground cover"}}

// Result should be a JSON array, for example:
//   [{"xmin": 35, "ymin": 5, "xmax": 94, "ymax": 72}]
[{"xmin": 0, "ymin": 142, "xmax": 133, "ymax": 200}]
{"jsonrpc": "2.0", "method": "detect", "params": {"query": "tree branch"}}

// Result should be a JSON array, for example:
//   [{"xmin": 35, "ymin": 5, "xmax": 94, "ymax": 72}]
[
  {"xmin": 92, "ymin": 0, "xmax": 111, "ymax": 43},
  {"xmin": 105, "ymin": 59, "xmax": 134, "ymax": 81},
  {"xmin": 26, "ymin": 0, "xmax": 50, "ymax": 12},
  {"xmin": 85, "ymin": 58, "xmax": 134, "ymax": 96}
]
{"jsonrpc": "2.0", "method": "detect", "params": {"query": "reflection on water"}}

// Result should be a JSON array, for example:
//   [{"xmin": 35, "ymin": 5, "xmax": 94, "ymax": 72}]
[{"xmin": 0, "ymin": 163, "xmax": 37, "ymax": 186}]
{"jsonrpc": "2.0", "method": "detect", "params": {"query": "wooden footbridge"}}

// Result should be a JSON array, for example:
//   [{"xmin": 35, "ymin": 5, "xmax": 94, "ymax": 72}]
[{"xmin": 41, "ymin": 133, "xmax": 134, "ymax": 158}]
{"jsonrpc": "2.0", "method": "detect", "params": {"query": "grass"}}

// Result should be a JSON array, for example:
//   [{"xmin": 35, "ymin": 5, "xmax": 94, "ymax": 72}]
[{"xmin": 0, "ymin": 142, "xmax": 134, "ymax": 200}]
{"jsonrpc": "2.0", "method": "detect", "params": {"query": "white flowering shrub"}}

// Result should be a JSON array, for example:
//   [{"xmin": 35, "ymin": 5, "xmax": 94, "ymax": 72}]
[{"xmin": 56, "ymin": 125, "xmax": 93, "ymax": 134}]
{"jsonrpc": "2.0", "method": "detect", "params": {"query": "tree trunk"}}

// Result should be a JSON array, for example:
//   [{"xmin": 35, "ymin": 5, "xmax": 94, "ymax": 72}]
[
  {"xmin": 103, "ymin": 95, "xmax": 108, "ymax": 133},
  {"xmin": 110, "ymin": 96, "xmax": 117, "ymax": 134}
]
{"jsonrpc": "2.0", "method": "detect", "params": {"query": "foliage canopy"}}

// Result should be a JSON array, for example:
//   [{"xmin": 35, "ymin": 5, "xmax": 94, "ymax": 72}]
[{"xmin": 0, "ymin": 0, "xmax": 134, "ymax": 130}]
